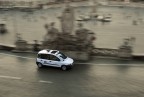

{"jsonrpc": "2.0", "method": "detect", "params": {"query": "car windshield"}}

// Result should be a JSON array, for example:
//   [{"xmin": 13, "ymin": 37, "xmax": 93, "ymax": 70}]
[{"xmin": 58, "ymin": 52, "xmax": 67, "ymax": 59}]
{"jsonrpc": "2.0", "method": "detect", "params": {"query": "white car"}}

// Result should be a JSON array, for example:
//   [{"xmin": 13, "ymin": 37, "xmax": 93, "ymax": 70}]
[{"xmin": 36, "ymin": 49, "xmax": 74, "ymax": 70}]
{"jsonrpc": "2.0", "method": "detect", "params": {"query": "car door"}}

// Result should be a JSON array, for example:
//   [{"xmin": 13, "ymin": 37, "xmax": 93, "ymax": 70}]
[
  {"xmin": 39, "ymin": 54, "xmax": 49, "ymax": 66},
  {"xmin": 48, "ymin": 55, "xmax": 61, "ymax": 67}
]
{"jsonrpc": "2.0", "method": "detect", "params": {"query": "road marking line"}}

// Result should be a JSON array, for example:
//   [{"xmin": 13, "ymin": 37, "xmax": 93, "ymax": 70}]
[
  {"xmin": 39, "ymin": 80, "xmax": 53, "ymax": 84},
  {"xmin": 76, "ymin": 63, "xmax": 144, "ymax": 66},
  {"xmin": 0, "ymin": 75, "xmax": 22, "ymax": 80}
]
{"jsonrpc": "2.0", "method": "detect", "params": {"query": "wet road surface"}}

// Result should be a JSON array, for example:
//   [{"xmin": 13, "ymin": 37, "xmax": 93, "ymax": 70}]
[{"xmin": 0, "ymin": 52, "xmax": 144, "ymax": 97}]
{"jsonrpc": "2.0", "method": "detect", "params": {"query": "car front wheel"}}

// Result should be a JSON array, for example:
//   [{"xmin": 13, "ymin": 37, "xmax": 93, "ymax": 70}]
[
  {"xmin": 61, "ymin": 65, "xmax": 67, "ymax": 71},
  {"xmin": 37, "ymin": 63, "xmax": 43, "ymax": 68}
]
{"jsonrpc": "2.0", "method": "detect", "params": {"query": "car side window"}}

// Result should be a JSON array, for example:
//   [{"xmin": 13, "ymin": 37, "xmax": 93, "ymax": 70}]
[
  {"xmin": 38, "ymin": 54, "xmax": 41, "ymax": 58},
  {"xmin": 47, "ymin": 54, "xmax": 50, "ymax": 60},
  {"xmin": 39, "ymin": 54, "xmax": 48, "ymax": 59},
  {"xmin": 49, "ymin": 55, "xmax": 60, "ymax": 61}
]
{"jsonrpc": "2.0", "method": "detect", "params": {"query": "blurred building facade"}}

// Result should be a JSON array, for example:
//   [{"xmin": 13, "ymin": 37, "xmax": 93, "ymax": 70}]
[
  {"xmin": 109, "ymin": 0, "xmax": 144, "ymax": 2},
  {"xmin": 0, "ymin": 0, "xmax": 143, "ymax": 8},
  {"xmin": 0, "ymin": 0, "xmax": 88, "ymax": 8},
  {"xmin": 0, "ymin": 0, "xmax": 38, "ymax": 8}
]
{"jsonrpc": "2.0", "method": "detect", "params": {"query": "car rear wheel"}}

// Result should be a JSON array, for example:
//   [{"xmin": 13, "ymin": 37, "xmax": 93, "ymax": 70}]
[
  {"xmin": 37, "ymin": 63, "xmax": 43, "ymax": 68},
  {"xmin": 61, "ymin": 65, "xmax": 67, "ymax": 71}
]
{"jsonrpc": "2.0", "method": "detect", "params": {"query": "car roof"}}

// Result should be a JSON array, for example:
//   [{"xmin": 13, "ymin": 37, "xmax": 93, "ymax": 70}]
[{"xmin": 38, "ymin": 49, "xmax": 59, "ymax": 55}]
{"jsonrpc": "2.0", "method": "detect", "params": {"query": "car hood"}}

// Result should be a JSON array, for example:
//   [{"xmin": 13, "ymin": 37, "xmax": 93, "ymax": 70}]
[{"xmin": 63, "ymin": 57, "xmax": 74, "ymax": 65}]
